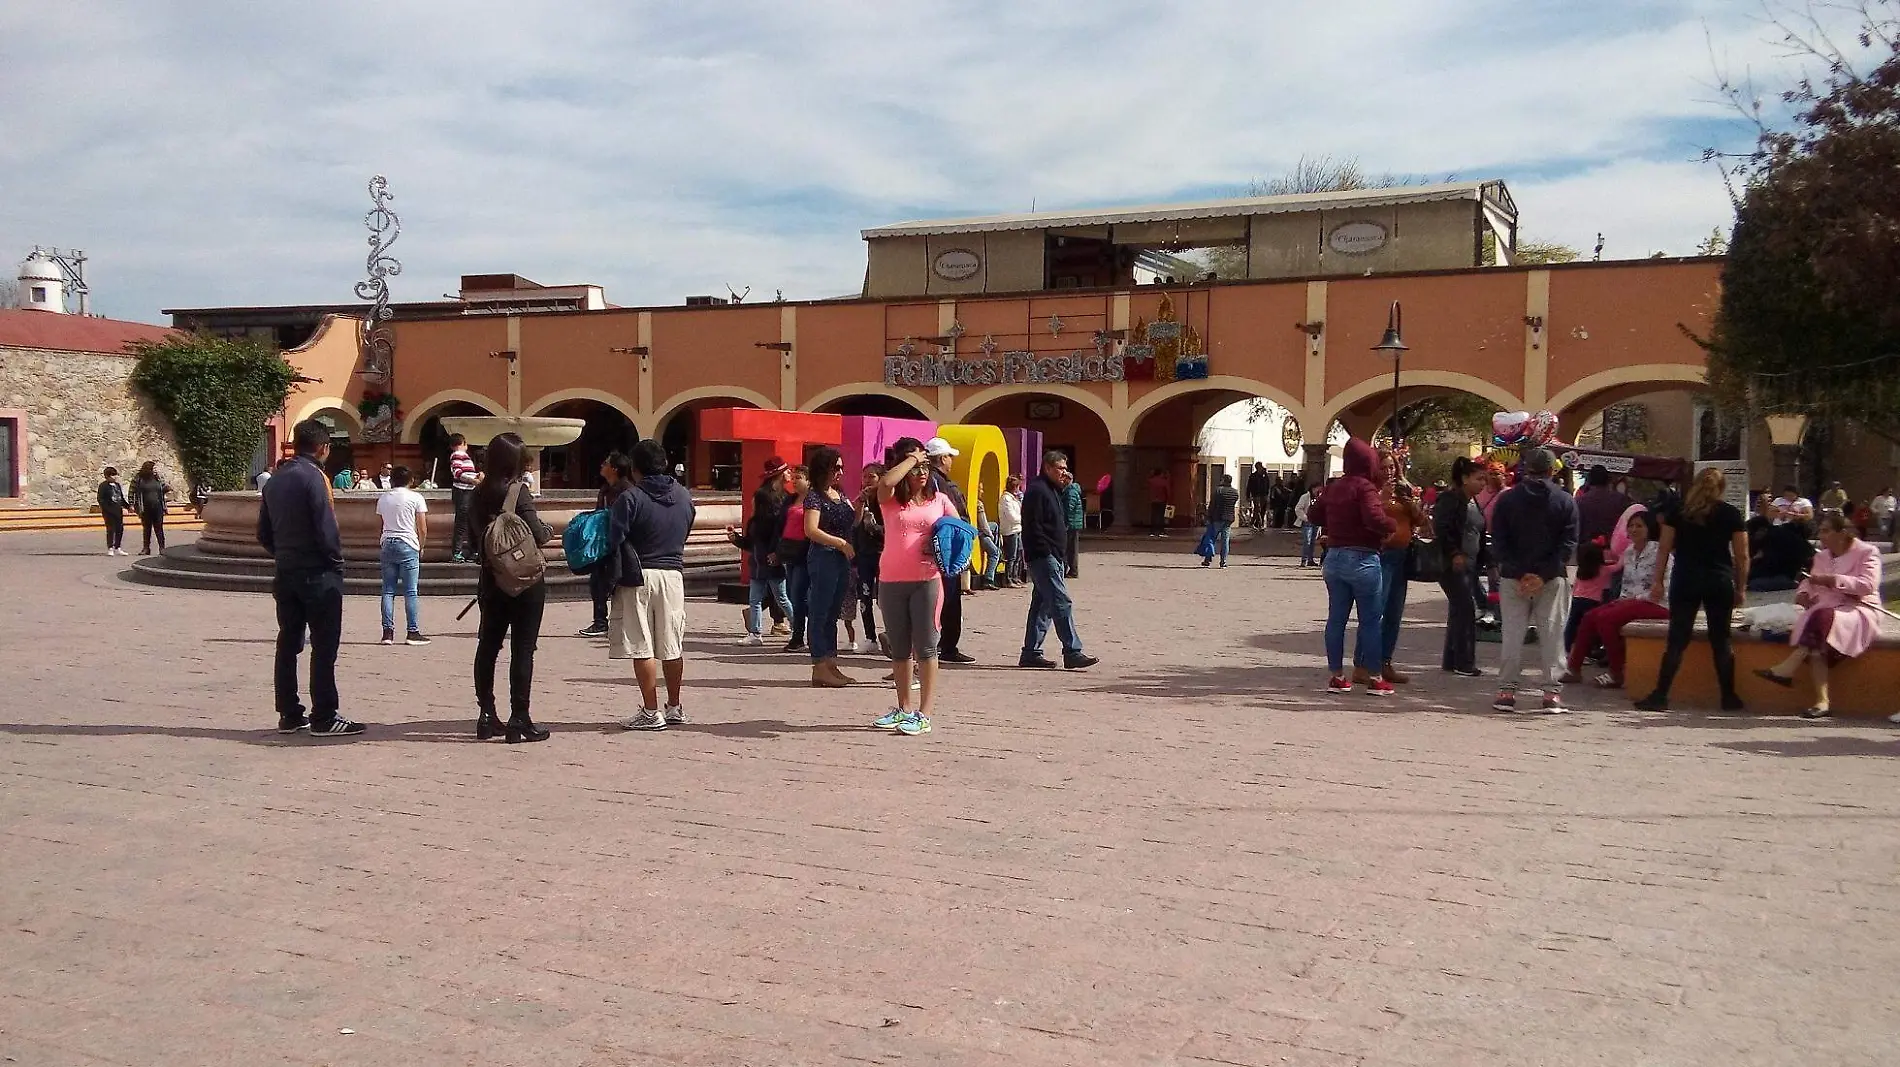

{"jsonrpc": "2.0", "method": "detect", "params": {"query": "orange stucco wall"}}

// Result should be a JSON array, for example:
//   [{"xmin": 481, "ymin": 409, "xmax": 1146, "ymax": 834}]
[{"xmin": 347, "ymin": 259, "xmax": 1721, "ymax": 460}]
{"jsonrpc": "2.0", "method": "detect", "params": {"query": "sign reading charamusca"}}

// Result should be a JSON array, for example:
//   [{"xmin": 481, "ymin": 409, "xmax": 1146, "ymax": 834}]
[{"xmin": 884, "ymin": 350, "xmax": 1126, "ymax": 387}]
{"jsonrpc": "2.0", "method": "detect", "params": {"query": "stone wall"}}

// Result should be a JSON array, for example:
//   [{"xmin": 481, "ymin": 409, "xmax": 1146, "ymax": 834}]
[{"xmin": 0, "ymin": 345, "xmax": 184, "ymax": 507}]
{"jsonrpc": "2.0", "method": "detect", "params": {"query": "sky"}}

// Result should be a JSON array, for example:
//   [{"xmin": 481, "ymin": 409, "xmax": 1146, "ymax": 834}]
[{"xmin": 0, "ymin": 0, "xmax": 1857, "ymax": 324}]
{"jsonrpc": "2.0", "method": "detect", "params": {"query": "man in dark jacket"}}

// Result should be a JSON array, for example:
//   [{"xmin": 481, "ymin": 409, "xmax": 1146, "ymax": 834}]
[
  {"xmin": 1575, "ymin": 464, "xmax": 1632, "ymax": 546},
  {"xmin": 1245, "ymin": 463, "xmax": 1270, "ymax": 529},
  {"xmin": 611, "ymin": 440, "xmax": 698, "ymax": 731},
  {"xmin": 1018, "ymin": 451, "xmax": 1098, "ymax": 670},
  {"xmin": 1432, "ymin": 456, "xmax": 1488, "ymax": 677},
  {"xmin": 1488, "ymin": 447, "xmax": 1580, "ymax": 713},
  {"xmin": 1201, "ymin": 474, "xmax": 1241, "ymax": 567},
  {"xmin": 257, "ymin": 418, "xmax": 364, "ymax": 737}
]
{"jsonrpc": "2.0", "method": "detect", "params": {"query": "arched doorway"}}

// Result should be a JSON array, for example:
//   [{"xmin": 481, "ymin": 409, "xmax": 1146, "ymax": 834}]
[
  {"xmin": 1129, "ymin": 386, "xmax": 1316, "ymax": 530},
  {"xmin": 532, "ymin": 399, "xmax": 640, "ymax": 491},
  {"xmin": 657, "ymin": 397, "xmax": 762, "ymax": 491},
  {"xmin": 814, "ymin": 393, "xmax": 928, "ymax": 420},
  {"xmin": 413, "ymin": 401, "xmax": 494, "ymax": 487},
  {"xmin": 308, "ymin": 407, "xmax": 358, "ymax": 481},
  {"xmin": 965, "ymin": 391, "xmax": 1115, "ymax": 525}
]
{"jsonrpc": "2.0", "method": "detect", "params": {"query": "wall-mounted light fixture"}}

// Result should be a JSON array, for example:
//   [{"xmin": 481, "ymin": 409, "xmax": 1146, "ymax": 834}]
[
  {"xmin": 488, "ymin": 349, "xmax": 518, "ymax": 363},
  {"xmin": 1295, "ymin": 320, "xmax": 1324, "ymax": 356},
  {"xmin": 1523, "ymin": 315, "xmax": 1546, "ymax": 349},
  {"xmin": 611, "ymin": 345, "xmax": 651, "ymax": 370},
  {"xmin": 754, "ymin": 341, "xmax": 794, "ymax": 368}
]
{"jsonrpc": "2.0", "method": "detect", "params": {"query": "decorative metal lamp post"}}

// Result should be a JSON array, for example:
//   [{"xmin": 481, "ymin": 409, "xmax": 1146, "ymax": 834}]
[{"xmin": 1371, "ymin": 301, "xmax": 1407, "ymax": 450}]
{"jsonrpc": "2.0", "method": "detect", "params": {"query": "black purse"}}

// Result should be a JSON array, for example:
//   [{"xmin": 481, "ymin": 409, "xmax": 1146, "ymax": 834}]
[{"xmin": 1406, "ymin": 536, "xmax": 1446, "ymax": 583}]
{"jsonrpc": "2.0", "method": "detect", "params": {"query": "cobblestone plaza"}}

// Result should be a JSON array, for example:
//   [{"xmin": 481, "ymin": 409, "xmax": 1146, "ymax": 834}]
[{"xmin": 3, "ymin": 531, "xmax": 1897, "ymax": 1066}]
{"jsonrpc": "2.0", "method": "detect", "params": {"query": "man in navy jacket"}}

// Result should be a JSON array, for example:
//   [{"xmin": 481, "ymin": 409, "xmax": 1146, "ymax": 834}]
[
  {"xmin": 1489, "ymin": 447, "xmax": 1580, "ymax": 713},
  {"xmin": 1018, "ymin": 450, "xmax": 1098, "ymax": 671},
  {"xmin": 258, "ymin": 419, "xmax": 364, "ymax": 737}
]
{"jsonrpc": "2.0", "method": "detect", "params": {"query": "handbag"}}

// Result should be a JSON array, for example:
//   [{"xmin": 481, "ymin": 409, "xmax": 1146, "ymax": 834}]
[{"xmin": 1406, "ymin": 536, "xmax": 1445, "ymax": 583}]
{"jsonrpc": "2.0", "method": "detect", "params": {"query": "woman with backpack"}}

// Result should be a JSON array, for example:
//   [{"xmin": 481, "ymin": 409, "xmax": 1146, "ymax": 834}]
[{"xmin": 469, "ymin": 433, "xmax": 554, "ymax": 743}]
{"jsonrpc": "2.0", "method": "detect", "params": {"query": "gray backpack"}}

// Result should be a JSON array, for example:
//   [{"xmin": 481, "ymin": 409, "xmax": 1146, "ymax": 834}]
[{"xmin": 482, "ymin": 481, "xmax": 545, "ymax": 595}]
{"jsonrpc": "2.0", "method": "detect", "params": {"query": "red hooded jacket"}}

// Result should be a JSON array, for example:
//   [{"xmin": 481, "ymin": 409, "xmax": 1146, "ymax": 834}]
[{"xmin": 1314, "ymin": 439, "xmax": 1396, "ymax": 551}]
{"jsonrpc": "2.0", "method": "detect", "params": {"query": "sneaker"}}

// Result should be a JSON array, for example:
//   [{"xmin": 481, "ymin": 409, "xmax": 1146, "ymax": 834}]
[
  {"xmin": 1632, "ymin": 693, "xmax": 1669, "ymax": 712},
  {"xmin": 853, "ymin": 638, "xmax": 879, "ymax": 654},
  {"xmin": 664, "ymin": 704, "xmax": 686, "ymax": 725},
  {"xmin": 1326, "ymin": 675, "xmax": 1353, "ymax": 695},
  {"xmin": 940, "ymin": 649, "xmax": 975, "ymax": 664},
  {"xmin": 277, "ymin": 715, "xmax": 308, "ymax": 734},
  {"xmin": 1536, "ymin": 691, "xmax": 1568, "ymax": 714},
  {"xmin": 1492, "ymin": 690, "xmax": 1517, "ymax": 712},
  {"xmin": 741, "ymin": 633, "xmax": 764, "ymax": 646},
  {"xmin": 1062, "ymin": 653, "xmax": 1099, "ymax": 670},
  {"xmin": 307, "ymin": 717, "xmax": 366, "ymax": 738},
  {"xmin": 624, "ymin": 708, "xmax": 667, "ymax": 731},
  {"xmin": 896, "ymin": 712, "xmax": 932, "ymax": 736},
  {"xmin": 1800, "ymin": 706, "xmax": 1833, "ymax": 720},
  {"xmin": 577, "ymin": 621, "xmax": 609, "ymax": 638},
  {"xmin": 783, "ymin": 640, "xmax": 807, "ymax": 654},
  {"xmin": 1367, "ymin": 678, "xmax": 1396, "ymax": 698},
  {"xmin": 405, "ymin": 631, "xmax": 431, "ymax": 646},
  {"xmin": 1451, "ymin": 667, "xmax": 1484, "ymax": 678},
  {"xmin": 380, "ymin": 628, "xmax": 395, "ymax": 646},
  {"xmin": 1887, "ymin": 711, "xmax": 1900, "ymax": 725},
  {"xmin": 874, "ymin": 707, "xmax": 907, "ymax": 729}
]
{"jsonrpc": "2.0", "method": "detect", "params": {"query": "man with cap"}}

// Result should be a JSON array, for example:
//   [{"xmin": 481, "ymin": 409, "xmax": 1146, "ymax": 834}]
[{"xmin": 923, "ymin": 437, "xmax": 974, "ymax": 663}]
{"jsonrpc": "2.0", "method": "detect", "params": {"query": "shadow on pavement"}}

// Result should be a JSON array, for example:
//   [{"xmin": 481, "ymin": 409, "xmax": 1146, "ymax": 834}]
[
  {"xmin": 0, "ymin": 715, "xmax": 874, "ymax": 746},
  {"xmin": 1713, "ymin": 735, "xmax": 1900, "ymax": 758}
]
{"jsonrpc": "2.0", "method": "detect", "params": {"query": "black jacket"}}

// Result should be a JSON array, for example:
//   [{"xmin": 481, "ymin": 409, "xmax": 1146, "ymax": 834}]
[
  {"xmin": 97, "ymin": 480, "xmax": 128, "ymax": 515},
  {"xmin": 1432, "ymin": 487, "xmax": 1483, "ymax": 565},
  {"xmin": 257, "ymin": 455, "xmax": 343, "ymax": 574},
  {"xmin": 1491, "ymin": 477, "xmax": 1580, "ymax": 581},
  {"xmin": 1021, "ymin": 475, "xmax": 1068, "ymax": 561},
  {"xmin": 929, "ymin": 468, "xmax": 967, "ymax": 519},
  {"xmin": 1208, "ymin": 485, "xmax": 1240, "ymax": 524},
  {"xmin": 608, "ymin": 473, "xmax": 696, "ymax": 588}
]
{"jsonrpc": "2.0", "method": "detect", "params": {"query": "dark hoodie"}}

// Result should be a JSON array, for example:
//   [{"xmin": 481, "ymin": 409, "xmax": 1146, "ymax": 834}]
[
  {"xmin": 1491, "ymin": 475, "xmax": 1580, "ymax": 581},
  {"xmin": 1313, "ymin": 439, "xmax": 1395, "ymax": 551},
  {"xmin": 608, "ymin": 473, "xmax": 697, "ymax": 587}
]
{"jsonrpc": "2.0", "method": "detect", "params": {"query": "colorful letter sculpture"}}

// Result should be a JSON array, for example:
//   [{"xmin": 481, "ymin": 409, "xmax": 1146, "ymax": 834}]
[
  {"xmin": 934, "ymin": 423, "xmax": 1009, "ymax": 575},
  {"xmin": 841, "ymin": 415, "xmax": 938, "ymax": 494},
  {"xmin": 699, "ymin": 408, "xmax": 844, "ymax": 581}
]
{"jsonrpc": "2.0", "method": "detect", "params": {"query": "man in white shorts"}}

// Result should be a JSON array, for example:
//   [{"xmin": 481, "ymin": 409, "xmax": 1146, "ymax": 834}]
[{"xmin": 607, "ymin": 440, "xmax": 697, "ymax": 730}]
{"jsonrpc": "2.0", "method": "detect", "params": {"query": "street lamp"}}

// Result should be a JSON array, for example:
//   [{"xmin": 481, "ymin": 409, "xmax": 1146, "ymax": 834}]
[{"xmin": 1371, "ymin": 300, "xmax": 1407, "ymax": 449}]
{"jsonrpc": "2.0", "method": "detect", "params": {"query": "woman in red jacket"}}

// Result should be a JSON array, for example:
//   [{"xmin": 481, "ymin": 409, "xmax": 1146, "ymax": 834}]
[{"xmin": 1315, "ymin": 439, "xmax": 1398, "ymax": 696}]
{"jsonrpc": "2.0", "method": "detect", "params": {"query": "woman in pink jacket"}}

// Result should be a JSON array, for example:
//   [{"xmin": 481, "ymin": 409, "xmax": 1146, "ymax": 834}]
[{"xmin": 1754, "ymin": 513, "xmax": 1887, "ymax": 718}]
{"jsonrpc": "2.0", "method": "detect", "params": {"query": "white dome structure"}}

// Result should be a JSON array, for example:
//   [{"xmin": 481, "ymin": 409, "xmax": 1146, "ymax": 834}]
[{"xmin": 17, "ymin": 254, "xmax": 66, "ymax": 313}]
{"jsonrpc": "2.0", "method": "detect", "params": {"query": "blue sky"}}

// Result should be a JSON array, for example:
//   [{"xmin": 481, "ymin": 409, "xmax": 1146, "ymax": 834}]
[{"xmin": 0, "ymin": 0, "xmax": 1853, "ymax": 323}]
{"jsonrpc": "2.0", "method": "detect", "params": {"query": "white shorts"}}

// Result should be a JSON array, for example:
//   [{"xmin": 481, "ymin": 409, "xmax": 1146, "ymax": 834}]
[{"xmin": 609, "ymin": 570, "xmax": 687, "ymax": 662}]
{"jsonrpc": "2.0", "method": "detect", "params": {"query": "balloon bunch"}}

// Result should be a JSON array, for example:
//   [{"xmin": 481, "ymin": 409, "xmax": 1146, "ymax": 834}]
[{"xmin": 1490, "ymin": 410, "xmax": 1560, "ymax": 449}]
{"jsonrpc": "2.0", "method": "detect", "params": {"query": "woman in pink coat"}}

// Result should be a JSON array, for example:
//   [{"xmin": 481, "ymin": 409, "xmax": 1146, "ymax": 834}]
[{"xmin": 1754, "ymin": 513, "xmax": 1886, "ymax": 718}]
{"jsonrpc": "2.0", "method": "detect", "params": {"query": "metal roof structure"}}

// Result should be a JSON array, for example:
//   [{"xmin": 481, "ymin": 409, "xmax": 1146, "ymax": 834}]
[{"xmin": 862, "ymin": 181, "xmax": 1515, "ymax": 239}]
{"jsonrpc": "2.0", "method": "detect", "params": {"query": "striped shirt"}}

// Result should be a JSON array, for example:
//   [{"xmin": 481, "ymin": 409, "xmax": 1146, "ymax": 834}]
[{"xmin": 450, "ymin": 448, "xmax": 478, "ymax": 490}]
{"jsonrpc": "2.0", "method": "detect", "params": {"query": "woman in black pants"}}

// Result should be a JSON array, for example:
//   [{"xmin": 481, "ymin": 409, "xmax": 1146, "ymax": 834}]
[
  {"xmin": 1635, "ymin": 466, "xmax": 1749, "ymax": 712},
  {"xmin": 1433, "ymin": 456, "xmax": 1487, "ymax": 677},
  {"xmin": 130, "ymin": 460, "xmax": 171, "ymax": 554},
  {"xmin": 469, "ymin": 433, "xmax": 554, "ymax": 742},
  {"xmin": 578, "ymin": 452, "xmax": 633, "ymax": 638}
]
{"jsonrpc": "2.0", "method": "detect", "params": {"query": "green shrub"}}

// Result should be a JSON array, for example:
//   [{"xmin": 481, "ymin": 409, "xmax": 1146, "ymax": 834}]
[{"xmin": 129, "ymin": 334, "xmax": 297, "ymax": 491}]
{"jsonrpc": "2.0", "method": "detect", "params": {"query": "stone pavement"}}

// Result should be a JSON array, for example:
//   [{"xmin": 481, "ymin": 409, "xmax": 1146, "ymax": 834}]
[{"xmin": 3, "ymin": 530, "xmax": 1898, "ymax": 1067}]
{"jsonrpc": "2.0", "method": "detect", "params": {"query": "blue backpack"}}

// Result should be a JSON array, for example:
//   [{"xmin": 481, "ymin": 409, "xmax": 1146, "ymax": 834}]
[
  {"xmin": 563, "ymin": 508, "xmax": 612, "ymax": 575},
  {"xmin": 931, "ymin": 516, "xmax": 978, "ymax": 576}
]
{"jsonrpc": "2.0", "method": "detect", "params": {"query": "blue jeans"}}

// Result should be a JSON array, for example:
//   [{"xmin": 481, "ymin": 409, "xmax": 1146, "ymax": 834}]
[
  {"xmin": 785, "ymin": 555, "xmax": 810, "ymax": 643},
  {"xmin": 379, "ymin": 539, "xmax": 421, "ymax": 633},
  {"xmin": 747, "ymin": 574, "xmax": 793, "ymax": 635},
  {"xmin": 1322, "ymin": 547, "xmax": 1384, "ymax": 675},
  {"xmin": 1379, "ymin": 546, "xmax": 1410, "ymax": 666},
  {"xmin": 1023, "ymin": 555, "xmax": 1083, "ymax": 657},
  {"xmin": 805, "ymin": 546, "xmax": 850, "ymax": 662},
  {"xmin": 1203, "ymin": 521, "xmax": 1232, "ymax": 564},
  {"xmin": 977, "ymin": 525, "xmax": 1002, "ymax": 584},
  {"xmin": 1301, "ymin": 523, "xmax": 1320, "ymax": 563}
]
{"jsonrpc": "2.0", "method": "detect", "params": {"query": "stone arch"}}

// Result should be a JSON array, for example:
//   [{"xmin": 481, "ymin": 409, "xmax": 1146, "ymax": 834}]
[
  {"xmin": 1318, "ymin": 371, "xmax": 1523, "ymax": 432},
  {"xmin": 400, "ymin": 389, "xmax": 506, "ymax": 444},
  {"xmin": 803, "ymin": 382, "xmax": 939, "ymax": 421},
  {"xmin": 289, "ymin": 396, "xmax": 363, "ymax": 433},
  {"xmin": 949, "ymin": 384, "xmax": 1117, "ymax": 438},
  {"xmin": 1122, "ymin": 375, "xmax": 1308, "ymax": 445},
  {"xmin": 650, "ymin": 385, "xmax": 778, "ymax": 435},
  {"xmin": 523, "ymin": 387, "xmax": 641, "ymax": 426},
  {"xmin": 1547, "ymin": 365, "xmax": 1707, "ymax": 424}
]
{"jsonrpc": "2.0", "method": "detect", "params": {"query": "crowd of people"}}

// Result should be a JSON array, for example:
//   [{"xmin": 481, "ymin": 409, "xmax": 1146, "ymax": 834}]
[
  {"xmin": 251, "ymin": 421, "xmax": 1102, "ymax": 742},
  {"xmin": 1305, "ymin": 440, "xmax": 1890, "ymax": 720}
]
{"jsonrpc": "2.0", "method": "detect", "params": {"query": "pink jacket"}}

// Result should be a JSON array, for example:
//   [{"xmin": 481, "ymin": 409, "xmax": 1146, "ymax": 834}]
[{"xmin": 1794, "ymin": 538, "xmax": 1886, "ymax": 659}]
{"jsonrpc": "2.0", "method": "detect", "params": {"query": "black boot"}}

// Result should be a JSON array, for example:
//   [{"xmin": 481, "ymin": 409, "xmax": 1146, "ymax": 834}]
[
  {"xmin": 476, "ymin": 710, "xmax": 507, "ymax": 740},
  {"xmin": 506, "ymin": 712, "xmax": 550, "ymax": 744}
]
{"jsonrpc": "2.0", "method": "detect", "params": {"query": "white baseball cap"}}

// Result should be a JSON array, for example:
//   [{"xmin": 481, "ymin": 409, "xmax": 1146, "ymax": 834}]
[{"xmin": 924, "ymin": 437, "xmax": 960, "ymax": 458}]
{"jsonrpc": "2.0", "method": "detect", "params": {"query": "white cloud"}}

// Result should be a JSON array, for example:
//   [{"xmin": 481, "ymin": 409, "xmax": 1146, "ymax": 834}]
[{"xmin": 0, "ymin": 0, "xmax": 1869, "ymax": 322}]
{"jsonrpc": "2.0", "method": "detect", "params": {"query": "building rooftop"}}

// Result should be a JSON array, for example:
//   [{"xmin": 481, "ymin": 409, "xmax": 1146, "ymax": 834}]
[
  {"xmin": 862, "ymin": 181, "xmax": 1514, "ymax": 239},
  {"xmin": 0, "ymin": 309, "xmax": 175, "ymax": 355}
]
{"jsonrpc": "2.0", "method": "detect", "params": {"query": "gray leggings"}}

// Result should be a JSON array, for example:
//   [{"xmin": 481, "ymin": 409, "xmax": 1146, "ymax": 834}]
[{"xmin": 879, "ymin": 579, "xmax": 941, "ymax": 662}]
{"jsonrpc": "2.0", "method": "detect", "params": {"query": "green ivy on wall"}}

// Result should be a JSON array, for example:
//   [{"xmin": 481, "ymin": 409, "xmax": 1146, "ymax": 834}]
[{"xmin": 129, "ymin": 334, "xmax": 297, "ymax": 491}]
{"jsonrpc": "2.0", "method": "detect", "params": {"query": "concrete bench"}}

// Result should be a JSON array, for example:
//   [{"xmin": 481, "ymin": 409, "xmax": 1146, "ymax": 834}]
[{"xmin": 1623, "ymin": 620, "xmax": 1900, "ymax": 717}]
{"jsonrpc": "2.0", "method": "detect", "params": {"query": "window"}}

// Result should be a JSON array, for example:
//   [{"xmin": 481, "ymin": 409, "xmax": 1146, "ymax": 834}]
[
  {"xmin": 0, "ymin": 417, "xmax": 17, "ymax": 497},
  {"xmin": 29, "ymin": 286, "xmax": 46, "ymax": 303}
]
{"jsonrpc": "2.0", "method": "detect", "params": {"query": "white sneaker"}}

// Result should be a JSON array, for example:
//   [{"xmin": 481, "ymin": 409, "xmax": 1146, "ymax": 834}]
[
  {"xmin": 853, "ymin": 638, "xmax": 878, "ymax": 654},
  {"xmin": 1888, "ymin": 711, "xmax": 1900, "ymax": 725},
  {"xmin": 624, "ymin": 708, "xmax": 667, "ymax": 731},
  {"xmin": 741, "ymin": 633, "xmax": 763, "ymax": 646},
  {"xmin": 664, "ymin": 704, "xmax": 686, "ymax": 725}
]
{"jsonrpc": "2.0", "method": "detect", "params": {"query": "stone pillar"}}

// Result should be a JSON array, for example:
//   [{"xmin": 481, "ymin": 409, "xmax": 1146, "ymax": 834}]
[
  {"xmin": 1112, "ymin": 444, "xmax": 1136, "ymax": 531},
  {"xmin": 1302, "ymin": 442, "xmax": 1331, "ymax": 488},
  {"xmin": 1763, "ymin": 414, "xmax": 1811, "ymax": 495},
  {"xmin": 1771, "ymin": 444, "xmax": 1804, "ymax": 496}
]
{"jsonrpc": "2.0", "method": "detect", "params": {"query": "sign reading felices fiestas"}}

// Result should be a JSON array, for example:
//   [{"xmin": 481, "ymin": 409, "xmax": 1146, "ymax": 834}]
[{"xmin": 884, "ymin": 349, "xmax": 1127, "ymax": 387}]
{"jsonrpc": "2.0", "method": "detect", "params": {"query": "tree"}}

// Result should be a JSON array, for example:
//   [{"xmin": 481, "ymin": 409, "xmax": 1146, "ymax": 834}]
[
  {"xmin": 1704, "ymin": 1, "xmax": 1900, "ymax": 441},
  {"xmin": 1200, "ymin": 156, "xmax": 1429, "ymax": 281},
  {"xmin": 129, "ymin": 334, "xmax": 298, "ymax": 491},
  {"xmin": 1515, "ymin": 240, "xmax": 1581, "ymax": 265}
]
